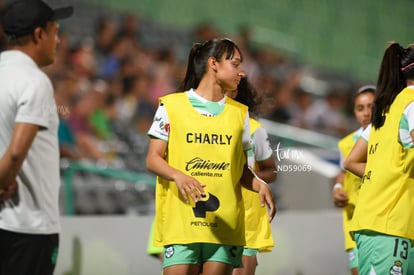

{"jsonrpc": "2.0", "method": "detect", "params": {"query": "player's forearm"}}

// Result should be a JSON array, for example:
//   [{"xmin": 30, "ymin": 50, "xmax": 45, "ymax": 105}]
[
  {"xmin": 240, "ymin": 164, "xmax": 254, "ymax": 191},
  {"xmin": 254, "ymin": 167, "xmax": 276, "ymax": 184},
  {"xmin": 146, "ymin": 154, "xmax": 183, "ymax": 182},
  {"xmin": 240, "ymin": 165, "xmax": 268, "ymax": 192},
  {"xmin": 254, "ymin": 156, "xmax": 277, "ymax": 183},
  {"xmin": 343, "ymin": 137, "xmax": 367, "ymax": 178},
  {"xmin": 344, "ymin": 162, "xmax": 366, "ymax": 178}
]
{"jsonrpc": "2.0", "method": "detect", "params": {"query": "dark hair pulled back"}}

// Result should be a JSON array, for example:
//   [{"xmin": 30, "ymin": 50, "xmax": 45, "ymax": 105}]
[
  {"xmin": 372, "ymin": 42, "xmax": 414, "ymax": 128},
  {"xmin": 178, "ymin": 38, "xmax": 243, "ymax": 91}
]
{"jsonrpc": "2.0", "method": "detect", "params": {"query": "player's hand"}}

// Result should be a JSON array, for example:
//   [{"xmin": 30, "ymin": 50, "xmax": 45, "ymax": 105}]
[
  {"xmin": 174, "ymin": 173, "xmax": 206, "ymax": 204},
  {"xmin": 257, "ymin": 181, "xmax": 276, "ymax": 222},
  {"xmin": 332, "ymin": 188, "xmax": 348, "ymax": 208}
]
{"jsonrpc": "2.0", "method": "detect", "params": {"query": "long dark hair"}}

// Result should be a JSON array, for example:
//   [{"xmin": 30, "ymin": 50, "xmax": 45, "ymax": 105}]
[
  {"xmin": 234, "ymin": 77, "xmax": 260, "ymax": 117},
  {"xmin": 372, "ymin": 42, "xmax": 414, "ymax": 128},
  {"xmin": 178, "ymin": 38, "xmax": 243, "ymax": 91}
]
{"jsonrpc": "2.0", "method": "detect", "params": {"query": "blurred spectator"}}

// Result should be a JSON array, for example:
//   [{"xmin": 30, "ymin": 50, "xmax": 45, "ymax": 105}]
[
  {"xmin": 147, "ymin": 48, "xmax": 177, "ymax": 106},
  {"xmin": 67, "ymin": 86, "xmax": 109, "ymax": 162},
  {"xmin": 235, "ymin": 24, "xmax": 261, "ymax": 85},
  {"xmin": 304, "ymin": 90, "xmax": 351, "ymax": 137},
  {"xmin": 237, "ymin": 24, "xmax": 258, "ymax": 58},
  {"xmin": 192, "ymin": 21, "xmax": 221, "ymax": 42},
  {"xmin": 69, "ymin": 39, "xmax": 97, "ymax": 80},
  {"xmin": 94, "ymin": 15, "xmax": 118, "ymax": 67},
  {"xmin": 44, "ymin": 30, "xmax": 72, "ymax": 77},
  {"xmin": 265, "ymin": 70, "xmax": 301, "ymax": 122},
  {"xmin": 118, "ymin": 13, "xmax": 142, "ymax": 50},
  {"xmin": 88, "ymin": 79, "xmax": 116, "ymax": 140},
  {"xmin": 98, "ymin": 33, "xmax": 137, "ymax": 80},
  {"xmin": 287, "ymin": 88, "xmax": 314, "ymax": 129},
  {"xmin": 256, "ymin": 74, "xmax": 281, "ymax": 117},
  {"xmin": 54, "ymin": 75, "xmax": 82, "ymax": 161},
  {"xmin": 115, "ymin": 74, "xmax": 144, "ymax": 127}
]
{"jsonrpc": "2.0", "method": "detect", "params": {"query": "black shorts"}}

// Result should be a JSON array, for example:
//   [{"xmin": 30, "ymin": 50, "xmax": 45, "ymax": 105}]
[{"xmin": 0, "ymin": 228, "xmax": 59, "ymax": 275}]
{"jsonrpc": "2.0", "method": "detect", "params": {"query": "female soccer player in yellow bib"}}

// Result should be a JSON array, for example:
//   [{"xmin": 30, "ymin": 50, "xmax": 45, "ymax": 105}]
[
  {"xmin": 344, "ymin": 42, "xmax": 414, "ymax": 275},
  {"xmin": 227, "ymin": 77, "xmax": 276, "ymax": 275},
  {"xmin": 333, "ymin": 85, "xmax": 375, "ymax": 275},
  {"xmin": 146, "ymin": 38, "xmax": 276, "ymax": 275}
]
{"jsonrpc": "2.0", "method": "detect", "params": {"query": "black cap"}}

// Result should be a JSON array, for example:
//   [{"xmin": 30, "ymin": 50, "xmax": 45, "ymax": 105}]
[{"xmin": 2, "ymin": 0, "xmax": 74, "ymax": 39}]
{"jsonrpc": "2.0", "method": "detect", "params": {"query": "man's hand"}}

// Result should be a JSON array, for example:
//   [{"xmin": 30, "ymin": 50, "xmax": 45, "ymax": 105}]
[{"xmin": 0, "ymin": 180, "xmax": 17, "ymax": 202}]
